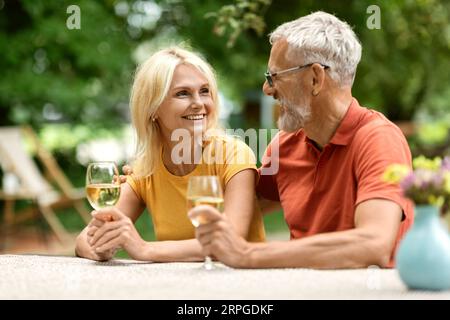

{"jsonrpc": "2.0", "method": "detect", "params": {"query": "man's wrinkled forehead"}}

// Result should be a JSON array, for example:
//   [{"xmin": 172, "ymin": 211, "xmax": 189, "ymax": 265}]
[{"xmin": 268, "ymin": 39, "xmax": 297, "ymax": 71}]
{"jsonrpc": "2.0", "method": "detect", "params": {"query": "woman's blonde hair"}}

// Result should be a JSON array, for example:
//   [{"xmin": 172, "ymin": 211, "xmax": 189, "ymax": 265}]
[{"xmin": 130, "ymin": 47, "xmax": 220, "ymax": 177}]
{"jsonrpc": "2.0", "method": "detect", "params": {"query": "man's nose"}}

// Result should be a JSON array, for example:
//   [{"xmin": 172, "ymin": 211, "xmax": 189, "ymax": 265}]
[{"xmin": 262, "ymin": 80, "xmax": 274, "ymax": 97}]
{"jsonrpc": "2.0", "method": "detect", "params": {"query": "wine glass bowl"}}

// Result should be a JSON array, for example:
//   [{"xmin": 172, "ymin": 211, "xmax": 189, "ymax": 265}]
[
  {"xmin": 187, "ymin": 196, "xmax": 224, "ymax": 227},
  {"xmin": 86, "ymin": 162, "xmax": 121, "ymax": 212},
  {"xmin": 186, "ymin": 176, "xmax": 224, "ymax": 270}
]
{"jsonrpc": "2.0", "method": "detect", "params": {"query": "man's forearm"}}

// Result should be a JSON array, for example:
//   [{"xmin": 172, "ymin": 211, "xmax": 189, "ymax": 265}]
[{"xmin": 246, "ymin": 228, "xmax": 390, "ymax": 269}]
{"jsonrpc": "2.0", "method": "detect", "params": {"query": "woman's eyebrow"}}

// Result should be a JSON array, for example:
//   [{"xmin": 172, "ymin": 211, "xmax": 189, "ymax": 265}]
[{"xmin": 172, "ymin": 83, "xmax": 209, "ymax": 90}]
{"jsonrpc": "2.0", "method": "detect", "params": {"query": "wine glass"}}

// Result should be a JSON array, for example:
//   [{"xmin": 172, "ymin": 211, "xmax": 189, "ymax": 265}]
[
  {"xmin": 86, "ymin": 162, "xmax": 121, "ymax": 213},
  {"xmin": 187, "ymin": 176, "xmax": 224, "ymax": 270}
]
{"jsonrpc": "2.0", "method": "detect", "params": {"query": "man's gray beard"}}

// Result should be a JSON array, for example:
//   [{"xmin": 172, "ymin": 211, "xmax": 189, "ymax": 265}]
[{"xmin": 277, "ymin": 99, "xmax": 311, "ymax": 132}]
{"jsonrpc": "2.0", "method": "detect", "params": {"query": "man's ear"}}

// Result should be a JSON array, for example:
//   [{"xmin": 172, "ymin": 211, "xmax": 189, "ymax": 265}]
[{"xmin": 311, "ymin": 63, "xmax": 326, "ymax": 96}]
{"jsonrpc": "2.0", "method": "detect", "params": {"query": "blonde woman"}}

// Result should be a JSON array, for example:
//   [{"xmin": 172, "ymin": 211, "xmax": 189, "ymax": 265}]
[{"xmin": 75, "ymin": 47, "xmax": 265, "ymax": 262}]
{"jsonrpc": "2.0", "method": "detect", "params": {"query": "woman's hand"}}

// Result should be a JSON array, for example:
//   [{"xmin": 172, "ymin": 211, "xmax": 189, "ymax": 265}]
[
  {"xmin": 88, "ymin": 207, "xmax": 147, "ymax": 260},
  {"xmin": 76, "ymin": 220, "xmax": 116, "ymax": 261}
]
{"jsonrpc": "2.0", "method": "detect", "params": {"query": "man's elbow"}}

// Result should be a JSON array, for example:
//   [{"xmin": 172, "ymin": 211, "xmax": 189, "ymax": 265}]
[{"xmin": 363, "ymin": 239, "xmax": 393, "ymax": 268}]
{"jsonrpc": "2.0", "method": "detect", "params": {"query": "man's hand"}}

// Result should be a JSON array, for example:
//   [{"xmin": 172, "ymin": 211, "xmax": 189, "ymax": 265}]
[
  {"xmin": 189, "ymin": 205, "xmax": 252, "ymax": 268},
  {"xmin": 88, "ymin": 207, "xmax": 147, "ymax": 260},
  {"xmin": 113, "ymin": 165, "xmax": 133, "ymax": 184}
]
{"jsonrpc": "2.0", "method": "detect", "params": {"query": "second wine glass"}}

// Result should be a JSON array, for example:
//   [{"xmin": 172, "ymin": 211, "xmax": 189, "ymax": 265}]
[{"xmin": 186, "ymin": 175, "xmax": 224, "ymax": 270}]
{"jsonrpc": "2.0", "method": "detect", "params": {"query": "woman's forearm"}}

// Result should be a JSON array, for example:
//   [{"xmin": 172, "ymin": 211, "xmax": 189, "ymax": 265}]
[{"xmin": 136, "ymin": 239, "xmax": 205, "ymax": 262}]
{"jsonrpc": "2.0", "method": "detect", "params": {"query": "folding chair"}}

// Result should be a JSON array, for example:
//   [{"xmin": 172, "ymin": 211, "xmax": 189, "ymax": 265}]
[{"xmin": 0, "ymin": 126, "xmax": 91, "ymax": 244}]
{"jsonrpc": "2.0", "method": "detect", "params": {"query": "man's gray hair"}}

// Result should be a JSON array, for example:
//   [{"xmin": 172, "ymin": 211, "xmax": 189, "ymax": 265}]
[{"xmin": 269, "ymin": 11, "xmax": 362, "ymax": 87}]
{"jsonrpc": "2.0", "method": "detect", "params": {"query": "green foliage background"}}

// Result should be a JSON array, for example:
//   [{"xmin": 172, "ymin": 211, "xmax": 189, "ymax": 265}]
[
  {"xmin": 0, "ymin": 0, "xmax": 449, "ymax": 240},
  {"xmin": 1, "ymin": 0, "xmax": 449, "ymax": 129}
]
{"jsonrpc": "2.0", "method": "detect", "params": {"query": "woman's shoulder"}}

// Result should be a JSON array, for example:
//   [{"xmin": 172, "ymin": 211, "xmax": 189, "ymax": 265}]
[
  {"xmin": 127, "ymin": 172, "xmax": 154, "ymax": 185},
  {"xmin": 205, "ymin": 134, "xmax": 256, "ymax": 166},
  {"xmin": 209, "ymin": 134, "xmax": 252, "ymax": 151}
]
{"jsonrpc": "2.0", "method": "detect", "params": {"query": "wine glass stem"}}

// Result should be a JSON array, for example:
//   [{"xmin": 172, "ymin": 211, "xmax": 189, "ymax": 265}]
[{"xmin": 204, "ymin": 255, "xmax": 214, "ymax": 270}]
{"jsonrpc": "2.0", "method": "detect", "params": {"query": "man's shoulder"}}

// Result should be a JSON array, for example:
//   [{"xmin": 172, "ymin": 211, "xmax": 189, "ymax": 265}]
[
  {"xmin": 354, "ymin": 109, "xmax": 405, "ymax": 142},
  {"xmin": 350, "ymin": 108, "xmax": 411, "ymax": 162}
]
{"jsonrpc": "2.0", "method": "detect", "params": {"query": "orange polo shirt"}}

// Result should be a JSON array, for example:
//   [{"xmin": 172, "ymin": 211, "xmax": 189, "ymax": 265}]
[{"xmin": 257, "ymin": 98, "xmax": 413, "ymax": 267}]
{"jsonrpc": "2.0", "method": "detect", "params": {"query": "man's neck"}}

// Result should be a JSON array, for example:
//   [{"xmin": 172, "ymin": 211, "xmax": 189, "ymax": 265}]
[{"xmin": 303, "ymin": 90, "xmax": 353, "ymax": 149}]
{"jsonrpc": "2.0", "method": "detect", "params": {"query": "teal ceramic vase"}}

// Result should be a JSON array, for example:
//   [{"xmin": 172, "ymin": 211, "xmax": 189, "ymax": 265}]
[{"xmin": 396, "ymin": 205, "xmax": 450, "ymax": 290}]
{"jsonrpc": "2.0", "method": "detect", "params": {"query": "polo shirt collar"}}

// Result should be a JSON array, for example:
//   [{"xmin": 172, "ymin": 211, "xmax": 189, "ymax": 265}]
[{"xmin": 329, "ymin": 98, "xmax": 365, "ymax": 146}]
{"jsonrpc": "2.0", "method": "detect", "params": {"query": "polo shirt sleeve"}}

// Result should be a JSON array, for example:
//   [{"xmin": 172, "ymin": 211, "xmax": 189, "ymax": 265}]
[
  {"xmin": 354, "ymin": 123, "xmax": 412, "ymax": 216},
  {"xmin": 256, "ymin": 143, "xmax": 280, "ymax": 201}
]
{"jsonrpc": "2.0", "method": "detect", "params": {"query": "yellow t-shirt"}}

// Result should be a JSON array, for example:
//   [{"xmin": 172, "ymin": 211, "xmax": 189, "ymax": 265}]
[{"xmin": 127, "ymin": 136, "xmax": 266, "ymax": 242}]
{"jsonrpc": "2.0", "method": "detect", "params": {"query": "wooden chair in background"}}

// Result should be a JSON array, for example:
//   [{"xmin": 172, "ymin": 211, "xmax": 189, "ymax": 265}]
[{"xmin": 0, "ymin": 126, "xmax": 90, "ymax": 245}]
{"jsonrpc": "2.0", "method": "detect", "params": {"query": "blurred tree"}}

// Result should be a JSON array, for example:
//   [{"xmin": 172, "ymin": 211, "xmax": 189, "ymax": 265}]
[
  {"xmin": 197, "ymin": 0, "xmax": 450, "ymax": 121},
  {"xmin": 0, "ymin": 0, "xmax": 132, "ymax": 128},
  {"xmin": 0, "ymin": 0, "xmax": 448, "ymax": 130},
  {"xmin": 357, "ymin": 0, "xmax": 450, "ymax": 120},
  {"xmin": 205, "ymin": 0, "xmax": 271, "ymax": 48},
  {"xmin": 1, "ymin": 0, "xmax": 447, "ymax": 236}
]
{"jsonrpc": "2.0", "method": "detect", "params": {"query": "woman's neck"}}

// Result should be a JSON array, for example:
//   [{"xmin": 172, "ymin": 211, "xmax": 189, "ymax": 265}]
[{"xmin": 161, "ymin": 139, "xmax": 200, "ymax": 176}]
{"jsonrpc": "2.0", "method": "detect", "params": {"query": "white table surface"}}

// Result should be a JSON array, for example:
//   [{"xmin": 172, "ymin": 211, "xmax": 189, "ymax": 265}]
[{"xmin": 1, "ymin": 254, "xmax": 449, "ymax": 300}]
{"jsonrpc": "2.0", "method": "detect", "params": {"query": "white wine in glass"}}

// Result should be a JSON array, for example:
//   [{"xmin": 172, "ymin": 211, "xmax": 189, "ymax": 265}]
[
  {"xmin": 187, "ymin": 196, "xmax": 224, "ymax": 227},
  {"xmin": 86, "ymin": 162, "xmax": 121, "ymax": 212},
  {"xmin": 187, "ymin": 176, "xmax": 224, "ymax": 270}
]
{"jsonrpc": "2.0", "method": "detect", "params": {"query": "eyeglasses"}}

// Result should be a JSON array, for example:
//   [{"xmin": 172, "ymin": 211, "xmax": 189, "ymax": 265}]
[{"xmin": 264, "ymin": 63, "xmax": 330, "ymax": 87}]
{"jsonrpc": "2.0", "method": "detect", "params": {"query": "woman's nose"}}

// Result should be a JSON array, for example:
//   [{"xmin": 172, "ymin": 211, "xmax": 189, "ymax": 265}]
[{"xmin": 191, "ymin": 94, "xmax": 203, "ymax": 108}]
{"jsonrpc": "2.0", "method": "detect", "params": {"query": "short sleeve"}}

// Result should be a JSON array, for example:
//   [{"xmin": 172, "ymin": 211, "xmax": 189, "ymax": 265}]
[
  {"xmin": 217, "ymin": 137, "xmax": 258, "ymax": 185},
  {"xmin": 354, "ymin": 123, "xmax": 412, "ymax": 216},
  {"xmin": 126, "ymin": 174, "xmax": 144, "ymax": 203},
  {"xmin": 256, "ymin": 142, "xmax": 280, "ymax": 201}
]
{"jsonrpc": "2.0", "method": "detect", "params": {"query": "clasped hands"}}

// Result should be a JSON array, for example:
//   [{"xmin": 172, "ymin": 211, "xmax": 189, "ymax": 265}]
[{"xmin": 86, "ymin": 207, "xmax": 146, "ymax": 260}]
